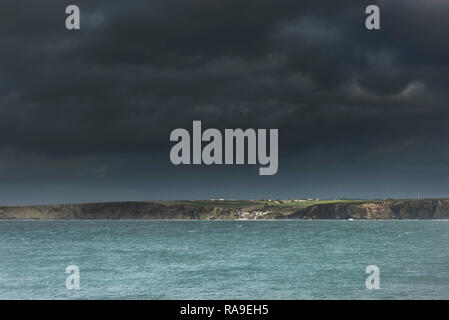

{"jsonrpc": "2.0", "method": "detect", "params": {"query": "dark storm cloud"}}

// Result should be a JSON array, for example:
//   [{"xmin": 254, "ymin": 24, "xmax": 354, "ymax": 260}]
[{"xmin": 0, "ymin": 0, "xmax": 449, "ymax": 203}]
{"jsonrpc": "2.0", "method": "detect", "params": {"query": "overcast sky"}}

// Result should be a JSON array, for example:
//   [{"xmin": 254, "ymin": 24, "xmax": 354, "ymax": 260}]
[{"xmin": 1, "ymin": 0, "xmax": 449, "ymax": 204}]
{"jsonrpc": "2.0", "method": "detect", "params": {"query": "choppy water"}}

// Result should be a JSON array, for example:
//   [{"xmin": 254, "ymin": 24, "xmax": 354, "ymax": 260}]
[{"xmin": 0, "ymin": 220, "xmax": 448, "ymax": 299}]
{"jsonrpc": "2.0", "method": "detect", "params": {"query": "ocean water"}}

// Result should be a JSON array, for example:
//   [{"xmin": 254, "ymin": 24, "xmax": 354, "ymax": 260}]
[{"xmin": 0, "ymin": 220, "xmax": 448, "ymax": 300}]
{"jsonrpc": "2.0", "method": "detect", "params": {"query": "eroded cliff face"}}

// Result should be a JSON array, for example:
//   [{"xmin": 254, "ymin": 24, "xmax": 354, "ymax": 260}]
[
  {"xmin": 1, "ymin": 199, "xmax": 449, "ymax": 220},
  {"xmin": 0, "ymin": 202, "xmax": 240, "ymax": 220},
  {"xmin": 285, "ymin": 199, "xmax": 449, "ymax": 219}
]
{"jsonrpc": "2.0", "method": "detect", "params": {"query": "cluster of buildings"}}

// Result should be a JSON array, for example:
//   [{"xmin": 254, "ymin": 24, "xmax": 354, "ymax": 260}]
[
  {"xmin": 208, "ymin": 198, "xmax": 321, "ymax": 203},
  {"xmin": 239, "ymin": 210, "xmax": 270, "ymax": 219},
  {"xmin": 265, "ymin": 199, "xmax": 320, "ymax": 203}
]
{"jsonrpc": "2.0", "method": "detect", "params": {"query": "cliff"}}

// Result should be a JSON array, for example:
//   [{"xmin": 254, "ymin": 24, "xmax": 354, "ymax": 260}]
[
  {"xmin": 283, "ymin": 199, "xmax": 449, "ymax": 219},
  {"xmin": 0, "ymin": 202, "xmax": 240, "ymax": 220},
  {"xmin": 1, "ymin": 199, "xmax": 449, "ymax": 220}
]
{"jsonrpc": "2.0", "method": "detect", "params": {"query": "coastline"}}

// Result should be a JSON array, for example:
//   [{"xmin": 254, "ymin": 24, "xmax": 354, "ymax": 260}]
[{"xmin": 1, "ymin": 199, "xmax": 449, "ymax": 220}]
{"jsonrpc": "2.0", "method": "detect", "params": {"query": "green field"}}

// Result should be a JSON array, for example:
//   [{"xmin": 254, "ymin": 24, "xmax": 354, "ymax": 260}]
[{"xmin": 158, "ymin": 199, "xmax": 377, "ymax": 211}]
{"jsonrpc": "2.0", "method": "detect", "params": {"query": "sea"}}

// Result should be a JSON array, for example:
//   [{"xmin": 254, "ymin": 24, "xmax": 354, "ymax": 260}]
[{"xmin": 0, "ymin": 220, "xmax": 448, "ymax": 299}]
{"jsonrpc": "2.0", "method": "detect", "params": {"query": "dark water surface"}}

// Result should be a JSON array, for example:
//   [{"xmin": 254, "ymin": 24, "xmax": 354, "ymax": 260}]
[{"xmin": 0, "ymin": 220, "xmax": 448, "ymax": 299}]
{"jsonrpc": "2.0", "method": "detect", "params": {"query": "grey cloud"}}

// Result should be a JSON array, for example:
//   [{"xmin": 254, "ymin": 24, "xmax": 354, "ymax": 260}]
[{"xmin": 1, "ymin": 0, "xmax": 449, "ymax": 202}]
